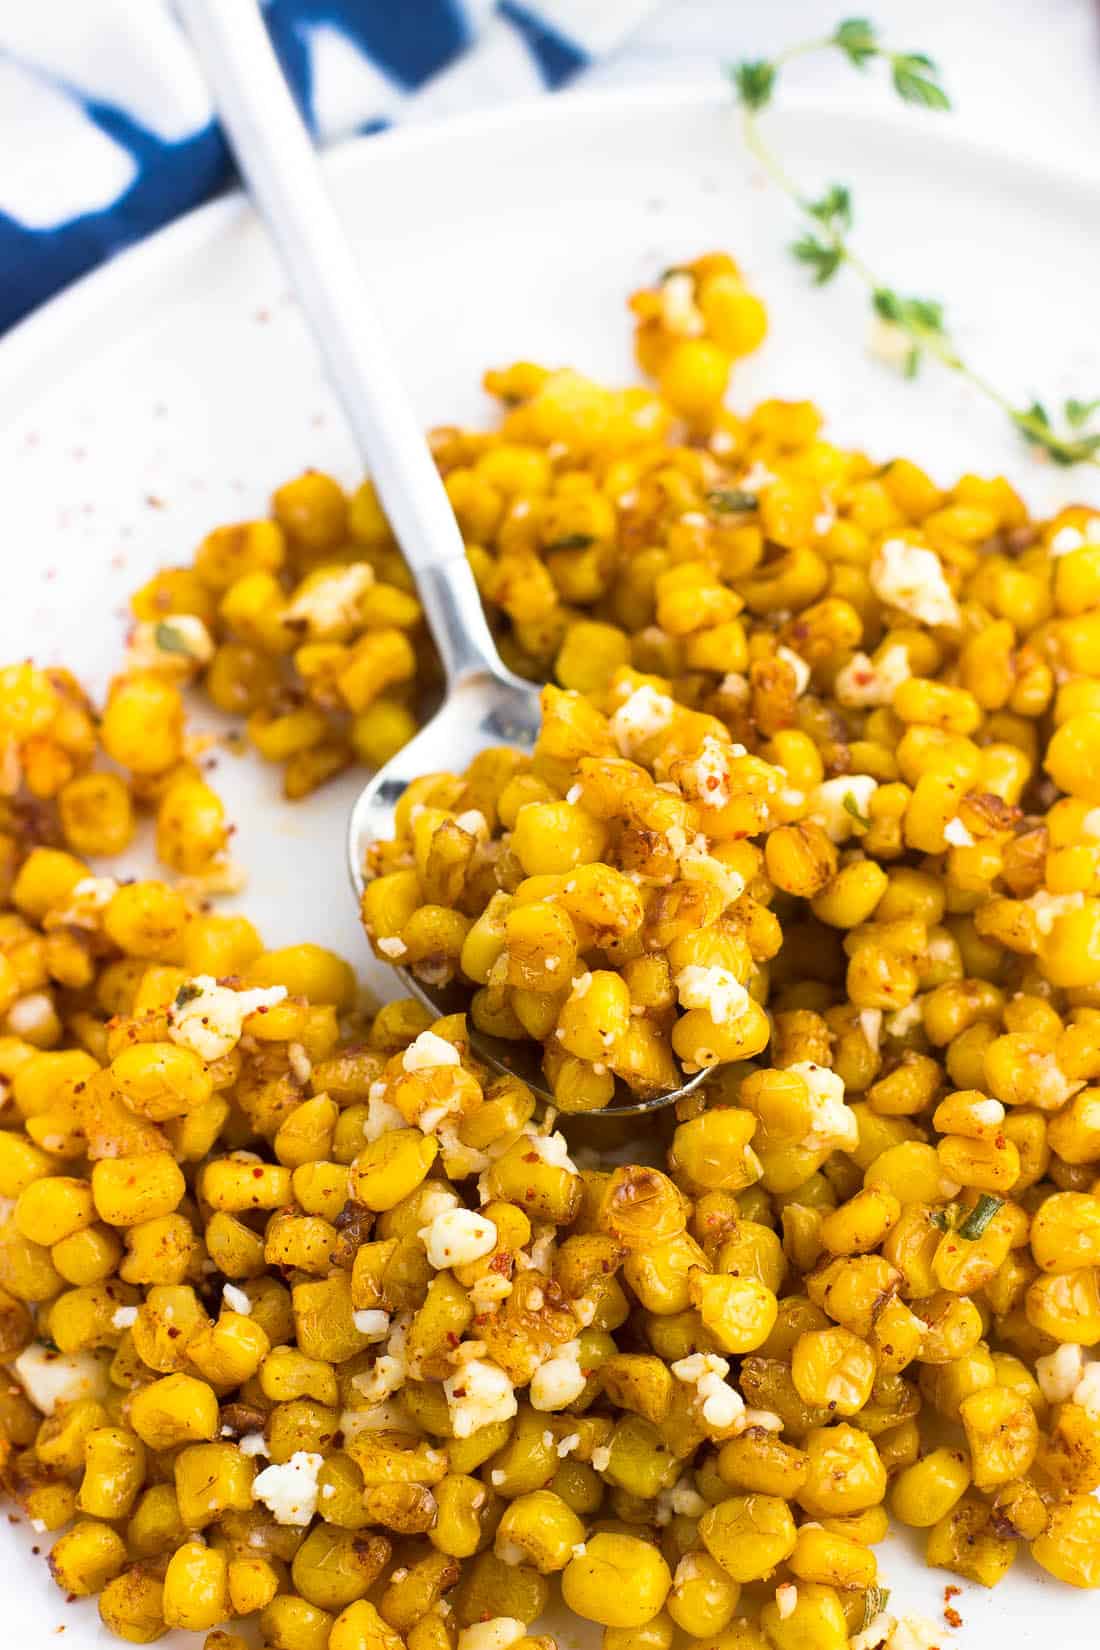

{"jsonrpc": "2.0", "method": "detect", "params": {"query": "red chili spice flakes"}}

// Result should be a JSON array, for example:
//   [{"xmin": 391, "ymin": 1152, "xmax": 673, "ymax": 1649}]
[{"xmin": 945, "ymin": 1608, "xmax": 962, "ymax": 1630}]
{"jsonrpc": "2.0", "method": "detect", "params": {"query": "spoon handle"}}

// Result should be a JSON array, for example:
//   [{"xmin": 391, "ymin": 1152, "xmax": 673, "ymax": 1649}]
[{"xmin": 177, "ymin": 0, "xmax": 504, "ymax": 687}]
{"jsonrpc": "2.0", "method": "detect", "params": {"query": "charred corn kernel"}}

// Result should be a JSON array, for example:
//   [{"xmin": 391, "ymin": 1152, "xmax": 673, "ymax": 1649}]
[
  {"xmin": 562, "ymin": 1531, "xmax": 672, "ymax": 1626},
  {"xmin": 760, "ymin": 1580, "xmax": 848, "ymax": 1650},
  {"xmin": 699, "ymin": 1493, "xmax": 797, "ymax": 1582},
  {"xmin": 174, "ymin": 1441, "xmax": 256, "ymax": 1529},
  {"xmin": 92, "ymin": 1152, "xmax": 185, "ymax": 1227},
  {"xmin": 788, "ymin": 1524, "xmax": 876, "ymax": 1590},
  {"xmin": 259, "ymin": 1595, "xmax": 335, "ymax": 1650},
  {"xmin": 791, "ymin": 1327, "xmax": 876, "ymax": 1414},
  {"xmin": 666, "ymin": 1549, "xmax": 740, "ymax": 1637},
  {"xmin": 926, "ymin": 1493, "xmax": 1016, "ymax": 1587},
  {"xmin": 48, "ymin": 1519, "xmax": 128, "ymax": 1596},
  {"xmin": 890, "ymin": 1448, "xmax": 971, "ymax": 1527},
  {"xmin": 201, "ymin": 1155, "xmax": 293, "ymax": 1212},
  {"xmin": 163, "ymin": 1540, "xmax": 229, "ymax": 1630},
  {"xmin": 798, "ymin": 1425, "xmax": 886, "ymax": 1517},
  {"xmin": 97, "ymin": 1569, "xmax": 166, "ymax": 1644},
  {"xmin": 129, "ymin": 1372, "xmax": 219, "ymax": 1448},
  {"xmin": 15, "ymin": 1174, "xmax": 95, "ymax": 1245},
  {"xmin": 1030, "ymin": 1495, "xmax": 1100, "ymax": 1587},
  {"xmin": 78, "ymin": 1425, "xmax": 146, "ymax": 1518}
]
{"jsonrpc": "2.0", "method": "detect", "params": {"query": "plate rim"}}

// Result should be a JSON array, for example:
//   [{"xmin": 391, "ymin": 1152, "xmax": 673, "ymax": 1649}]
[{"xmin": 3, "ymin": 78, "xmax": 1099, "ymax": 409}]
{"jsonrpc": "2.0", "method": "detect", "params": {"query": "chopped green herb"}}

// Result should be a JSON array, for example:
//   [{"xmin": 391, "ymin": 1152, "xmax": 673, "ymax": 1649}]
[
  {"xmin": 929, "ymin": 1207, "xmax": 954, "ymax": 1232},
  {"xmin": 843, "ymin": 792, "xmax": 871, "ymax": 829},
  {"xmin": 792, "ymin": 233, "xmax": 844, "ymax": 286},
  {"xmin": 1018, "ymin": 399, "xmax": 1100, "ymax": 466},
  {"xmin": 807, "ymin": 184, "xmax": 853, "ymax": 233},
  {"xmin": 861, "ymin": 1585, "xmax": 891, "ymax": 1630},
  {"xmin": 545, "ymin": 533, "xmax": 596, "ymax": 551},
  {"xmin": 891, "ymin": 52, "xmax": 950, "ymax": 110},
  {"xmin": 707, "ymin": 488, "xmax": 759, "ymax": 514},
  {"xmin": 958, "ymin": 1193, "xmax": 1004, "ymax": 1240},
  {"xmin": 832, "ymin": 18, "xmax": 878, "ymax": 68},
  {"xmin": 155, "ymin": 621, "xmax": 191, "ymax": 655},
  {"xmin": 174, "ymin": 982, "xmax": 202, "ymax": 1009},
  {"xmin": 731, "ymin": 59, "xmax": 777, "ymax": 112}
]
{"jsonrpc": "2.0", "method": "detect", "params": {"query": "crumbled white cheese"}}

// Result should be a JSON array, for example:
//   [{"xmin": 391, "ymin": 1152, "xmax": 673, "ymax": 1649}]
[
  {"xmin": 522, "ymin": 1130, "xmax": 579, "ymax": 1176},
  {"xmin": 590, "ymin": 1445, "xmax": 612, "ymax": 1472},
  {"xmin": 364, "ymin": 1082, "xmax": 406, "ymax": 1143},
  {"xmin": 671, "ymin": 1352, "xmax": 745, "ymax": 1431},
  {"xmin": 419, "ymin": 1208, "xmax": 498, "ymax": 1270},
  {"xmin": 679, "ymin": 837, "xmax": 746, "ymax": 904},
  {"xmin": 886, "ymin": 998, "xmax": 925, "ymax": 1037},
  {"xmin": 787, "ymin": 1060, "xmax": 857, "ymax": 1153},
  {"xmin": 126, "ymin": 614, "xmax": 215, "ymax": 674},
  {"xmin": 252, "ymin": 1451, "xmax": 325, "ymax": 1524},
  {"xmin": 870, "ymin": 539, "xmax": 960, "ymax": 629},
  {"xmin": 222, "ymin": 1283, "xmax": 252, "ymax": 1316},
  {"xmin": 777, "ymin": 646, "xmax": 810, "ymax": 697},
  {"xmin": 440, "ymin": 1121, "xmax": 492, "ymax": 1180},
  {"xmin": 530, "ymin": 1340, "xmax": 587, "ymax": 1411},
  {"xmin": 1037, "ymin": 1342, "xmax": 1087, "ymax": 1404},
  {"xmin": 168, "ymin": 977, "xmax": 287, "ymax": 1061},
  {"xmin": 565, "ymin": 784, "xmax": 583, "ymax": 805},
  {"xmin": 887, "ymin": 1615, "xmax": 952, "ymax": 1650},
  {"xmin": 743, "ymin": 1408, "xmax": 784, "ymax": 1432},
  {"xmin": 659, "ymin": 270, "xmax": 705, "ymax": 337},
  {"xmin": 943, "ymin": 816, "xmax": 975, "ymax": 848},
  {"xmin": 971, "ymin": 1098, "xmax": 1004, "ymax": 1127},
  {"xmin": 287, "ymin": 1041, "xmax": 312, "ymax": 1084},
  {"xmin": 683, "ymin": 734, "xmax": 734, "ymax": 809},
  {"xmin": 775, "ymin": 1583, "xmax": 798, "ymax": 1621},
  {"xmin": 6, "ymin": 994, "xmax": 56, "ymax": 1039},
  {"xmin": 849, "ymin": 1613, "xmax": 896, "ymax": 1650},
  {"xmin": 659, "ymin": 1478, "xmax": 707, "ymax": 1526},
  {"xmin": 1073, "ymin": 1361, "xmax": 1100, "ymax": 1419},
  {"xmin": 1049, "ymin": 525, "xmax": 1087, "ymax": 556},
  {"xmin": 454, "ymin": 809, "xmax": 489, "ymax": 842},
  {"xmin": 556, "ymin": 1431, "xmax": 581, "ymax": 1458},
  {"xmin": 807, "ymin": 775, "xmax": 878, "ymax": 844},
  {"xmin": 1082, "ymin": 808, "xmax": 1100, "ymax": 839},
  {"xmin": 418, "ymin": 1185, "xmax": 462, "ymax": 1226},
  {"xmin": 444, "ymin": 1359, "xmax": 517, "ymax": 1438},
  {"xmin": 1027, "ymin": 889, "xmax": 1084, "ymax": 936},
  {"xmin": 111, "ymin": 1306, "xmax": 138, "ymax": 1330},
  {"xmin": 858, "ymin": 1009, "xmax": 882, "ymax": 1053},
  {"xmin": 13, "ymin": 1344, "xmax": 109, "ymax": 1416},
  {"xmin": 284, "ymin": 562, "xmax": 375, "ymax": 634},
  {"xmin": 675, "ymin": 964, "xmax": 751, "ymax": 1027},
  {"xmin": 403, "ymin": 1030, "xmax": 461, "ymax": 1072},
  {"xmin": 610, "ymin": 685, "xmax": 676, "ymax": 756},
  {"xmin": 238, "ymin": 1432, "xmax": 268, "ymax": 1457},
  {"xmin": 353, "ymin": 1309, "xmax": 391, "ymax": 1340},
  {"xmin": 834, "ymin": 643, "xmax": 911, "ymax": 708},
  {"xmin": 456, "ymin": 1619, "xmax": 527, "ymax": 1650},
  {"xmin": 47, "ymin": 875, "xmax": 118, "ymax": 931},
  {"xmin": 377, "ymin": 935, "xmax": 408, "ymax": 960},
  {"xmin": 739, "ymin": 460, "xmax": 777, "ymax": 493}
]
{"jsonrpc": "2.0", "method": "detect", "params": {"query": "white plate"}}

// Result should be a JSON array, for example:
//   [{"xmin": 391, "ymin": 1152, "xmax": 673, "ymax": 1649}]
[{"xmin": 2, "ymin": 84, "xmax": 1099, "ymax": 1648}]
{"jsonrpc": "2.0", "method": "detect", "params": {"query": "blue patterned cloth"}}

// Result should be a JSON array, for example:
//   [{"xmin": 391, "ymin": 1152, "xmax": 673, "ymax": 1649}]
[{"xmin": 0, "ymin": 0, "xmax": 656, "ymax": 334}]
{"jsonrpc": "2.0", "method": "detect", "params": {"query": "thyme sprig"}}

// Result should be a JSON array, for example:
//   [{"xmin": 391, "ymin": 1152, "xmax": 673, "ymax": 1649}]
[{"xmin": 731, "ymin": 18, "xmax": 1100, "ymax": 469}]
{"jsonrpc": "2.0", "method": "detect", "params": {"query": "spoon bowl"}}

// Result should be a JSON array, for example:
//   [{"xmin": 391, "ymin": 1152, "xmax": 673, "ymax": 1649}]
[{"xmin": 347, "ymin": 671, "xmax": 712, "ymax": 1117}]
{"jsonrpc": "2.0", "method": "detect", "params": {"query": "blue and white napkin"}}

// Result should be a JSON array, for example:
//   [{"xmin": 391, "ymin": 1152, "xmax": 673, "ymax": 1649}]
[{"xmin": 0, "ymin": 0, "xmax": 657, "ymax": 333}]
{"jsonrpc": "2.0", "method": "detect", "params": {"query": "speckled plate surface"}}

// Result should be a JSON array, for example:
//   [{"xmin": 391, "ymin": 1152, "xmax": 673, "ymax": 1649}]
[{"xmin": 2, "ymin": 83, "xmax": 1099, "ymax": 1647}]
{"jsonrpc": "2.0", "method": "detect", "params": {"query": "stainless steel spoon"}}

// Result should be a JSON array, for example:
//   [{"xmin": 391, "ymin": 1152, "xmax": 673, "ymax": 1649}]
[{"xmin": 180, "ymin": 0, "xmax": 707, "ymax": 1117}]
